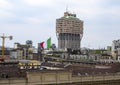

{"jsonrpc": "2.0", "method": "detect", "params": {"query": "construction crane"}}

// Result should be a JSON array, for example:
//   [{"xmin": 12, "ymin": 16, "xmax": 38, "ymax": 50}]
[{"xmin": 0, "ymin": 34, "xmax": 13, "ymax": 61}]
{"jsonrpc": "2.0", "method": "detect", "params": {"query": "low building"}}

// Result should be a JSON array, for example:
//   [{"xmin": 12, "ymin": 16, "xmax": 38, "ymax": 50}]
[
  {"xmin": 13, "ymin": 41, "xmax": 35, "ymax": 60},
  {"xmin": 0, "ymin": 47, "xmax": 11, "ymax": 56},
  {"xmin": 112, "ymin": 39, "xmax": 120, "ymax": 60}
]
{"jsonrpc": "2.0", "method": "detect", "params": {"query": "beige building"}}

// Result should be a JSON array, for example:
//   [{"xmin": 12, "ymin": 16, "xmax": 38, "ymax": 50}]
[
  {"xmin": 14, "ymin": 42, "xmax": 34, "ymax": 60},
  {"xmin": 56, "ymin": 11, "xmax": 83, "ymax": 50},
  {"xmin": 112, "ymin": 39, "xmax": 120, "ymax": 60}
]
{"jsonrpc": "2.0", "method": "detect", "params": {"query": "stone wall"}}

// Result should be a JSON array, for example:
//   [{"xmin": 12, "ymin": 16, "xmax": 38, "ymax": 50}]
[
  {"xmin": 27, "ymin": 70, "xmax": 72, "ymax": 85},
  {"xmin": 0, "ymin": 71, "xmax": 120, "ymax": 85},
  {"xmin": 27, "ymin": 70, "xmax": 120, "ymax": 85},
  {"xmin": 0, "ymin": 78, "xmax": 26, "ymax": 85}
]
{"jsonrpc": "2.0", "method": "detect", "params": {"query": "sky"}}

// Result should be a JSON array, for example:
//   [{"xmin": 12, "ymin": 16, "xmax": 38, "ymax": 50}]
[{"xmin": 0, "ymin": 0, "xmax": 120, "ymax": 49}]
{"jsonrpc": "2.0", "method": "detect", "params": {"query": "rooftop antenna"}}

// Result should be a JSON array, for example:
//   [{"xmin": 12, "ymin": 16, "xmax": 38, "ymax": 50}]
[
  {"xmin": 72, "ymin": 8, "xmax": 76, "ymax": 14},
  {"xmin": 66, "ymin": 5, "xmax": 68, "ymax": 12}
]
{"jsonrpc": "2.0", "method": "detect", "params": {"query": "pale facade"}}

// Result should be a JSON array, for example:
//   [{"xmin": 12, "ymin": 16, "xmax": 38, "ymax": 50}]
[
  {"xmin": 14, "ymin": 42, "xmax": 34, "ymax": 60},
  {"xmin": 112, "ymin": 39, "xmax": 120, "ymax": 60}
]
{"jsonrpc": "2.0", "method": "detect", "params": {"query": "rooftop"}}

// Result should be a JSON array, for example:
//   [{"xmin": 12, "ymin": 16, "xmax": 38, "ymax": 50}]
[
  {"xmin": 61, "ymin": 16, "xmax": 80, "ymax": 21},
  {"xmin": 58, "ymin": 11, "xmax": 81, "ymax": 21}
]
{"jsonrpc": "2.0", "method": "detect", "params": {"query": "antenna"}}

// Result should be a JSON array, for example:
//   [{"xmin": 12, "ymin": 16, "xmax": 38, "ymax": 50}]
[{"xmin": 66, "ymin": 5, "xmax": 68, "ymax": 12}]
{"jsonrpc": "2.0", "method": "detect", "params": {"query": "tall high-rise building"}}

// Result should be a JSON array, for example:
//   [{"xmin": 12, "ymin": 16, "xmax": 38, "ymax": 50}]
[{"xmin": 56, "ymin": 11, "xmax": 83, "ymax": 50}]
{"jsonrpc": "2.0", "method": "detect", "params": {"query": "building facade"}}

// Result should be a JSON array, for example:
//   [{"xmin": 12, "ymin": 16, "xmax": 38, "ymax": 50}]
[
  {"xmin": 112, "ymin": 39, "xmax": 120, "ymax": 60},
  {"xmin": 56, "ymin": 11, "xmax": 83, "ymax": 50},
  {"xmin": 12, "ymin": 41, "xmax": 34, "ymax": 60}
]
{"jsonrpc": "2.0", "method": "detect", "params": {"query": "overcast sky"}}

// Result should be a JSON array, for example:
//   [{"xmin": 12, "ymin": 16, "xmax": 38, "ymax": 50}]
[{"xmin": 0, "ymin": 0, "xmax": 120, "ymax": 49}]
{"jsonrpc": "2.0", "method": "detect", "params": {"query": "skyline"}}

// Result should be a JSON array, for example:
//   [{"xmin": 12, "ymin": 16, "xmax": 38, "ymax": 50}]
[{"xmin": 0, "ymin": 0, "xmax": 120, "ymax": 49}]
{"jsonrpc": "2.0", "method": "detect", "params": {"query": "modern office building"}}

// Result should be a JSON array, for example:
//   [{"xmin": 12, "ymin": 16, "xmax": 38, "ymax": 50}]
[{"xmin": 56, "ymin": 11, "xmax": 83, "ymax": 50}]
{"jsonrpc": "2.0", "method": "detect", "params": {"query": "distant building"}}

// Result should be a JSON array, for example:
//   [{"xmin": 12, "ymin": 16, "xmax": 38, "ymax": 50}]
[
  {"xmin": 10, "ymin": 50, "xmax": 17, "ymax": 59},
  {"xmin": 26, "ymin": 40, "xmax": 33, "ymax": 48},
  {"xmin": 112, "ymin": 39, "xmax": 120, "ymax": 60},
  {"xmin": 112, "ymin": 40, "xmax": 120, "ymax": 52},
  {"xmin": 107, "ymin": 46, "xmax": 112, "ymax": 55},
  {"xmin": 56, "ymin": 11, "xmax": 83, "ymax": 50},
  {"xmin": 12, "ymin": 41, "xmax": 34, "ymax": 60},
  {"xmin": 0, "ymin": 47, "xmax": 11, "ymax": 56}
]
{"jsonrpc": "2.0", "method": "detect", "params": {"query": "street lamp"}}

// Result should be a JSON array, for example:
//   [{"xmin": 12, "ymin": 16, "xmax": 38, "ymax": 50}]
[{"xmin": 0, "ymin": 33, "xmax": 13, "ymax": 60}]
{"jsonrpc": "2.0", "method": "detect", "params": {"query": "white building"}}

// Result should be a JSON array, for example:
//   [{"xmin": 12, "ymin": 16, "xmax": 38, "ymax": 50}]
[{"xmin": 112, "ymin": 39, "xmax": 120, "ymax": 60}]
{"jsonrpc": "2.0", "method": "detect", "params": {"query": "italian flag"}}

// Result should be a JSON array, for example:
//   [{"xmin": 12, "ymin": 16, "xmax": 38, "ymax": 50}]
[{"xmin": 40, "ymin": 37, "xmax": 51, "ymax": 49}]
